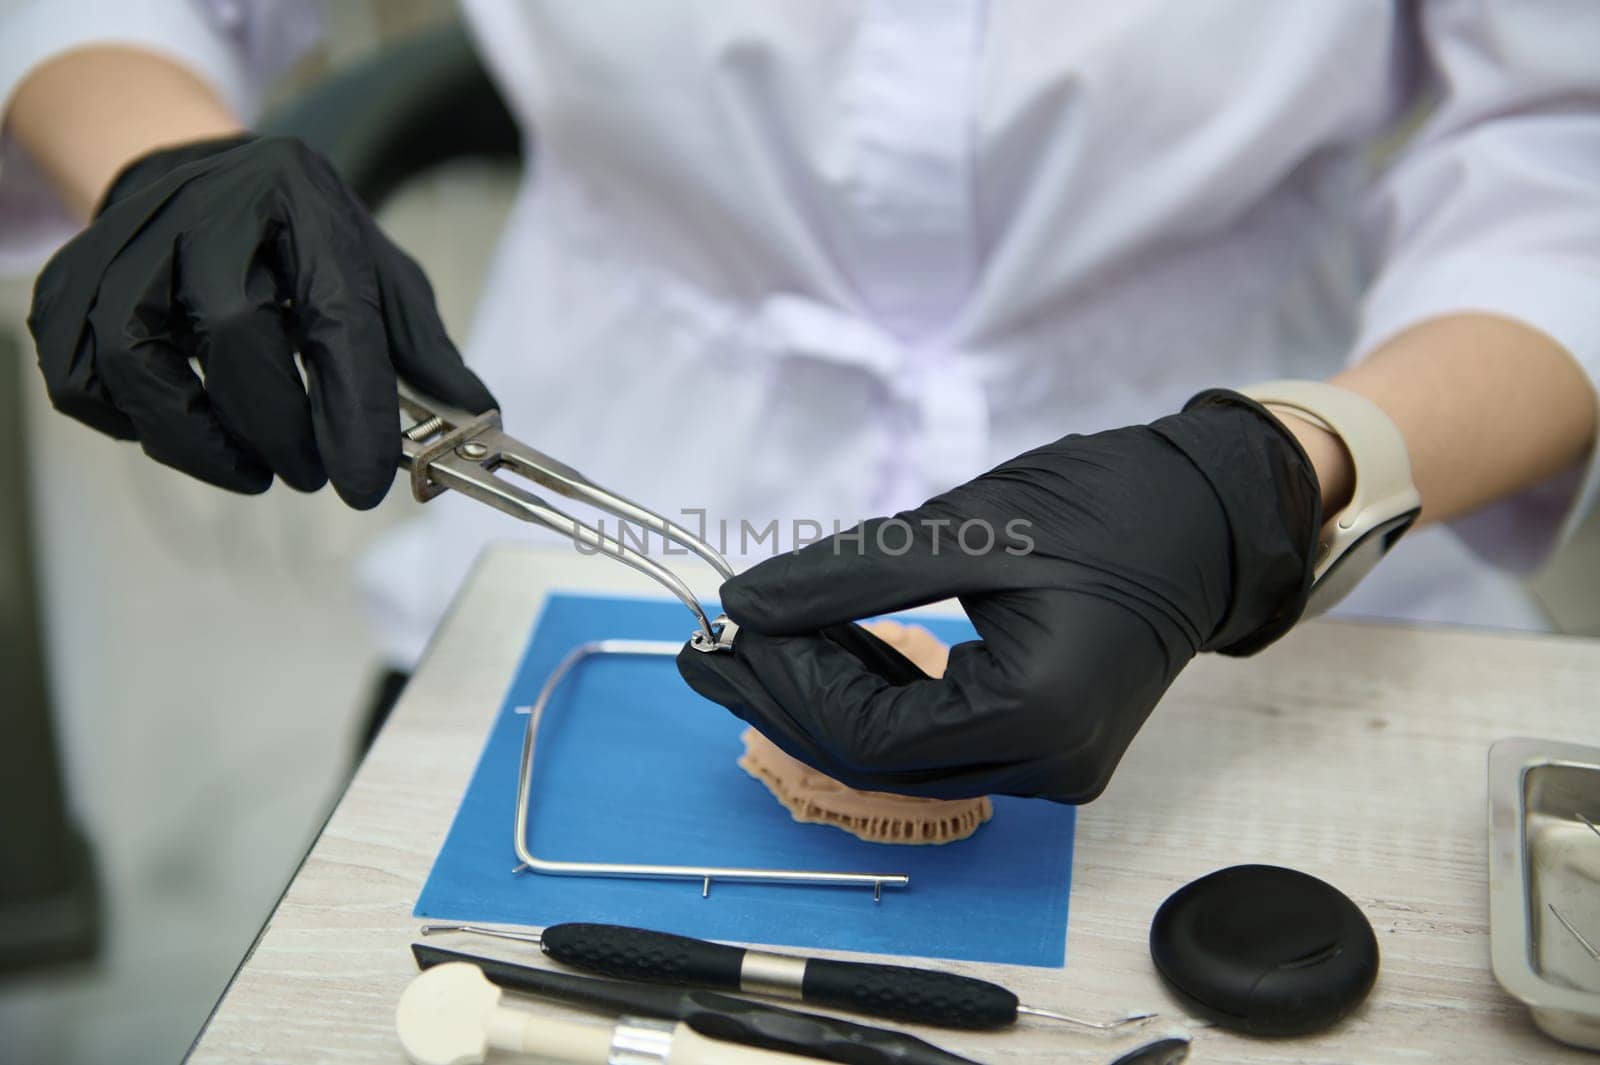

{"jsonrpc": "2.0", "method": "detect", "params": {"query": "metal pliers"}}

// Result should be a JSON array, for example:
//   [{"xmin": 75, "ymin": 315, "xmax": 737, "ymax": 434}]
[{"xmin": 399, "ymin": 394, "xmax": 738, "ymax": 652}]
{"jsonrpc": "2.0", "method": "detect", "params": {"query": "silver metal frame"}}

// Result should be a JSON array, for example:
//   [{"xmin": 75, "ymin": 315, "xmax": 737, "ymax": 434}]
[{"xmin": 510, "ymin": 639, "xmax": 910, "ymax": 900}]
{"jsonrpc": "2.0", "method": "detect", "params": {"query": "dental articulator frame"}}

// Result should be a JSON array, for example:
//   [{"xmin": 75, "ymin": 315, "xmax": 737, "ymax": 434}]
[{"xmin": 400, "ymin": 396, "xmax": 910, "ymax": 901}]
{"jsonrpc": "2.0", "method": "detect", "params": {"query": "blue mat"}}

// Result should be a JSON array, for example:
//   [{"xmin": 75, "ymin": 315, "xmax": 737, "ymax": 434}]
[{"xmin": 414, "ymin": 593, "xmax": 1075, "ymax": 967}]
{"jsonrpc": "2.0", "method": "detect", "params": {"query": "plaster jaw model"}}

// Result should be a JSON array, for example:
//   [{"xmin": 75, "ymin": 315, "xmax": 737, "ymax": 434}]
[{"xmin": 738, "ymin": 620, "xmax": 995, "ymax": 845}]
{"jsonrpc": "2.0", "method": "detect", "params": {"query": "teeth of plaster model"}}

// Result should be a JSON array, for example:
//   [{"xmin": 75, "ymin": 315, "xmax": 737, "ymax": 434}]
[{"xmin": 738, "ymin": 620, "xmax": 993, "ymax": 846}]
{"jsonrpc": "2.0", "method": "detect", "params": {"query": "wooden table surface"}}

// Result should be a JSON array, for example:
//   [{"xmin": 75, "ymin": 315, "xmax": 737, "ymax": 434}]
[{"xmin": 188, "ymin": 545, "xmax": 1598, "ymax": 1064}]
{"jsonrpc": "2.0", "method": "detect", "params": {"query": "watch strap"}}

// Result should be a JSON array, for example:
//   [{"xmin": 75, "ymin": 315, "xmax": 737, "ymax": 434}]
[{"xmin": 1239, "ymin": 380, "xmax": 1422, "ymax": 613}]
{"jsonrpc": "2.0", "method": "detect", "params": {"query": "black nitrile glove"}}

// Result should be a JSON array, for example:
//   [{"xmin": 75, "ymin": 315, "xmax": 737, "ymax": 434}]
[
  {"xmin": 678, "ymin": 391, "xmax": 1322, "ymax": 803},
  {"xmin": 29, "ymin": 135, "xmax": 496, "ymax": 509}
]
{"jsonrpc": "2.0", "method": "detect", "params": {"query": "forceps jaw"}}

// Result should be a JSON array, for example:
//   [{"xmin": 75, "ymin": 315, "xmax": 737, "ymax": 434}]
[
  {"xmin": 690, "ymin": 616, "xmax": 739, "ymax": 654},
  {"xmin": 398, "ymin": 395, "xmax": 739, "ymax": 651}
]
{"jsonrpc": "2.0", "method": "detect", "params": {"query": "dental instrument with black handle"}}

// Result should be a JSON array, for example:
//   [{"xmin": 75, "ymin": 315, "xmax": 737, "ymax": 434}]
[
  {"xmin": 399, "ymin": 961, "xmax": 827, "ymax": 1065},
  {"xmin": 420, "ymin": 923, "xmax": 1152, "ymax": 1031},
  {"xmin": 412, "ymin": 943, "xmax": 985, "ymax": 1065}
]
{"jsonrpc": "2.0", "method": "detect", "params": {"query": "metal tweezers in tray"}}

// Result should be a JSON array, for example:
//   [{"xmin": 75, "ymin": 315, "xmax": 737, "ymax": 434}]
[{"xmin": 1489, "ymin": 737, "xmax": 1600, "ymax": 1051}]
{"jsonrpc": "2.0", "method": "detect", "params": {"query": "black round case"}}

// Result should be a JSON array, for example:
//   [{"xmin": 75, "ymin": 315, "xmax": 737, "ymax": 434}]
[{"xmin": 1149, "ymin": 864, "xmax": 1379, "ymax": 1036}]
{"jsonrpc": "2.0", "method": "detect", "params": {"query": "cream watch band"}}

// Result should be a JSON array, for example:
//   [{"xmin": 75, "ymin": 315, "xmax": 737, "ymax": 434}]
[{"xmin": 1239, "ymin": 380, "xmax": 1422, "ymax": 615}]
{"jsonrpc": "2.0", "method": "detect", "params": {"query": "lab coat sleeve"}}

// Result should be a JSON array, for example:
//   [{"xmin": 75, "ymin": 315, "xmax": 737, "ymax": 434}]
[
  {"xmin": 1351, "ymin": 0, "xmax": 1600, "ymax": 573},
  {"xmin": 0, "ymin": 0, "xmax": 323, "ymax": 276}
]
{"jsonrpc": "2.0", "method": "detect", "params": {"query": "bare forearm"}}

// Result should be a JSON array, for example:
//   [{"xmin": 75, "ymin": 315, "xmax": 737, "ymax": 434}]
[
  {"xmin": 1281, "ymin": 313, "xmax": 1596, "ymax": 525},
  {"xmin": 7, "ymin": 45, "xmax": 243, "ymax": 219}
]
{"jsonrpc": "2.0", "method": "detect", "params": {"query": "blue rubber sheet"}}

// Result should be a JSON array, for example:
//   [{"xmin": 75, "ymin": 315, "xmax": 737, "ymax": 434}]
[{"xmin": 414, "ymin": 593, "xmax": 1075, "ymax": 967}]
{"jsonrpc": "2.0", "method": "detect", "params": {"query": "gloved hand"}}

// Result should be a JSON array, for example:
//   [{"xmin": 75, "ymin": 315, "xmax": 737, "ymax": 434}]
[
  {"xmin": 678, "ymin": 391, "xmax": 1322, "ymax": 803},
  {"xmin": 29, "ymin": 134, "xmax": 495, "ymax": 509}
]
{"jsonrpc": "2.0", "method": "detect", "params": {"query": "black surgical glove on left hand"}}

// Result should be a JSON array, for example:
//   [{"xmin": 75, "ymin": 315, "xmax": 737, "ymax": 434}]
[
  {"xmin": 29, "ymin": 134, "xmax": 496, "ymax": 509},
  {"xmin": 678, "ymin": 391, "xmax": 1322, "ymax": 803}
]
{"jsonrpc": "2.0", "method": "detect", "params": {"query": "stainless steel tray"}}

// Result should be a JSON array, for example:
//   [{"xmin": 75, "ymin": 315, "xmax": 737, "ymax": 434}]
[{"xmin": 1489, "ymin": 737, "xmax": 1600, "ymax": 1051}]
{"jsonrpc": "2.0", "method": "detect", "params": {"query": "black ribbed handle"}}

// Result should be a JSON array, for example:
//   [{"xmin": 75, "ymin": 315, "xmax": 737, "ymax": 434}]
[
  {"xmin": 542, "ymin": 923, "xmax": 1021, "ymax": 1031},
  {"xmin": 801, "ymin": 960, "xmax": 1018, "ymax": 1029},
  {"xmin": 541, "ymin": 922, "xmax": 746, "ymax": 989}
]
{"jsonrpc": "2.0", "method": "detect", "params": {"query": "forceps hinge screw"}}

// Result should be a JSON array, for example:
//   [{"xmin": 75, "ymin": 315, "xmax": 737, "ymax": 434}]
[{"xmin": 403, "ymin": 405, "xmax": 504, "ymax": 502}]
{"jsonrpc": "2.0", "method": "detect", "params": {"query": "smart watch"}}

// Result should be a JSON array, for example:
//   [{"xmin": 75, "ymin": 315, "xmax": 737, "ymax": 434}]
[{"xmin": 1240, "ymin": 380, "xmax": 1422, "ymax": 616}]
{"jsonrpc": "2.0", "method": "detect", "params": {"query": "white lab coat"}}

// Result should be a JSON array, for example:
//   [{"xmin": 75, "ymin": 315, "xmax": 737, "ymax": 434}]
[{"xmin": 4, "ymin": 0, "xmax": 1599, "ymax": 662}]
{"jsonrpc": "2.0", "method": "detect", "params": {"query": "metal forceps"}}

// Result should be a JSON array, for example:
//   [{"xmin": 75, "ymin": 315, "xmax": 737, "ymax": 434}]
[
  {"xmin": 399, "ymin": 394, "xmax": 735, "ymax": 651},
  {"xmin": 399, "ymin": 395, "xmax": 910, "ymax": 899}
]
